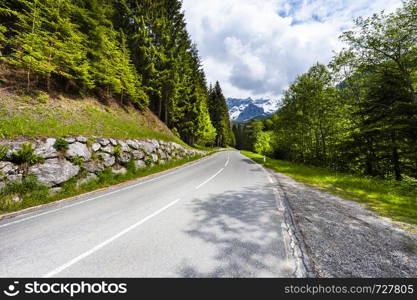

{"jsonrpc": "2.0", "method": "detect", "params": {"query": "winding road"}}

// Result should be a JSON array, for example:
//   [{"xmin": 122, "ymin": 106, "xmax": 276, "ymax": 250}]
[{"xmin": 0, "ymin": 151, "xmax": 295, "ymax": 278}]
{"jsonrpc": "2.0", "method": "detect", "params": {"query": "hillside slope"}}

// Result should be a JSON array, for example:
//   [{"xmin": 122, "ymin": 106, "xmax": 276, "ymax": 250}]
[{"xmin": 0, "ymin": 89, "xmax": 184, "ymax": 145}]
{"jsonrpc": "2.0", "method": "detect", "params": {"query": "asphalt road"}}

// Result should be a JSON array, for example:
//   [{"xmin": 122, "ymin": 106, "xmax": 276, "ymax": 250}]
[{"xmin": 0, "ymin": 151, "xmax": 295, "ymax": 278}]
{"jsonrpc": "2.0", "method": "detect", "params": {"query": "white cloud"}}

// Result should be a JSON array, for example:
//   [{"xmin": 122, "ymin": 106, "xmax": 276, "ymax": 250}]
[{"xmin": 182, "ymin": 0, "xmax": 403, "ymax": 99}]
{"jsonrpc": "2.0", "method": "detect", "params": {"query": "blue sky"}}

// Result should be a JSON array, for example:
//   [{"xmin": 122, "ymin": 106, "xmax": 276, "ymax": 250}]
[{"xmin": 182, "ymin": 0, "xmax": 403, "ymax": 99}]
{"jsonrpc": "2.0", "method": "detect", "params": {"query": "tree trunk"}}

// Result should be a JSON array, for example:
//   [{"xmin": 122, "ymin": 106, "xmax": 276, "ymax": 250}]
[
  {"xmin": 319, "ymin": 123, "xmax": 327, "ymax": 166},
  {"xmin": 164, "ymin": 94, "xmax": 168, "ymax": 126},
  {"xmin": 392, "ymin": 146, "xmax": 402, "ymax": 181},
  {"xmin": 158, "ymin": 97, "xmax": 162, "ymax": 119},
  {"xmin": 363, "ymin": 136, "xmax": 377, "ymax": 176},
  {"xmin": 46, "ymin": 75, "xmax": 51, "ymax": 92},
  {"xmin": 365, "ymin": 152, "xmax": 375, "ymax": 176},
  {"xmin": 27, "ymin": 70, "xmax": 31, "ymax": 91}
]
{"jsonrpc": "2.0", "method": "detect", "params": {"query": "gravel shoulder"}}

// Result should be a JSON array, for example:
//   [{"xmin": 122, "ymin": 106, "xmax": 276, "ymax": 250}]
[{"xmin": 270, "ymin": 171, "xmax": 417, "ymax": 278}]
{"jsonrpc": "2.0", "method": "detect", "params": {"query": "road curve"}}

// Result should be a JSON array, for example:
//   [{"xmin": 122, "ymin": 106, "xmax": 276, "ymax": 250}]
[{"xmin": 0, "ymin": 151, "xmax": 295, "ymax": 278}]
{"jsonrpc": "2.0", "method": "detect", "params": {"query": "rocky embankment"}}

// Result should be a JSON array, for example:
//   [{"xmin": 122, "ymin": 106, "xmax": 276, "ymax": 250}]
[{"xmin": 0, "ymin": 136, "xmax": 204, "ymax": 193}]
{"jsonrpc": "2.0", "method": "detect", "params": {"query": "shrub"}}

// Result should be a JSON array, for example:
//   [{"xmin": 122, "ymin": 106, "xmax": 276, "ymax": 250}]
[
  {"xmin": 171, "ymin": 128, "xmax": 181, "ymax": 138},
  {"xmin": 1, "ymin": 175, "xmax": 42, "ymax": 196},
  {"xmin": 0, "ymin": 128, "xmax": 10, "ymax": 139},
  {"xmin": 91, "ymin": 151, "xmax": 101, "ymax": 162},
  {"xmin": 11, "ymin": 143, "xmax": 44, "ymax": 166},
  {"xmin": 36, "ymin": 91, "xmax": 49, "ymax": 104},
  {"xmin": 86, "ymin": 138, "xmax": 95, "ymax": 149},
  {"xmin": 77, "ymin": 167, "xmax": 88, "ymax": 179},
  {"xmin": 145, "ymin": 156, "xmax": 153, "ymax": 166},
  {"xmin": 124, "ymin": 159, "xmax": 136, "ymax": 173},
  {"xmin": 112, "ymin": 145, "xmax": 123, "ymax": 158},
  {"xmin": 0, "ymin": 175, "xmax": 49, "ymax": 211},
  {"xmin": 0, "ymin": 144, "xmax": 9, "ymax": 160},
  {"xmin": 70, "ymin": 156, "xmax": 84, "ymax": 166},
  {"xmin": 53, "ymin": 138, "xmax": 69, "ymax": 152},
  {"xmin": 19, "ymin": 95, "xmax": 33, "ymax": 103},
  {"xmin": 97, "ymin": 167, "xmax": 114, "ymax": 184}
]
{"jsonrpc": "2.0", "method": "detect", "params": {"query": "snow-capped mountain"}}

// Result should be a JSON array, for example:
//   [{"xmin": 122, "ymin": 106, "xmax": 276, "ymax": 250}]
[{"xmin": 227, "ymin": 97, "xmax": 281, "ymax": 122}]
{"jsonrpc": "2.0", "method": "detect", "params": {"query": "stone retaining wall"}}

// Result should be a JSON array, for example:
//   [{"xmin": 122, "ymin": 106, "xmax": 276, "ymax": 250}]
[{"xmin": 0, "ymin": 136, "xmax": 205, "ymax": 191}]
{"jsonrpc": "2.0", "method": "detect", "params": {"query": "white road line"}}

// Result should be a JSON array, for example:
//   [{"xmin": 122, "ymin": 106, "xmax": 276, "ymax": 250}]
[
  {"xmin": 195, "ymin": 168, "xmax": 224, "ymax": 190},
  {"xmin": 225, "ymin": 153, "xmax": 230, "ymax": 167},
  {"xmin": 0, "ymin": 153, "xmax": 221, "ymax": 229},
  {"xmin": 43, "ymin": 198, "xmax": 181, "ymax": 278}
]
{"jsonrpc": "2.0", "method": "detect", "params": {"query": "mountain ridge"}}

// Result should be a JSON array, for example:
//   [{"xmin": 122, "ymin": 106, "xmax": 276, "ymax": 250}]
[{"xmin": 227, "ymin": 97, "xmax": 281, "ymax": 122}]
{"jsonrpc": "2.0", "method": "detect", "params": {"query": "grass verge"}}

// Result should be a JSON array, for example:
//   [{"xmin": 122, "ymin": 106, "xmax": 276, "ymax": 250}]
[
  {"xmin": 242, "ymin": 151, "xmax": 417, "ymax": 228},
  {"xmin": 0, "ymin": 154, "xmax": 210, "ymax": 215}
]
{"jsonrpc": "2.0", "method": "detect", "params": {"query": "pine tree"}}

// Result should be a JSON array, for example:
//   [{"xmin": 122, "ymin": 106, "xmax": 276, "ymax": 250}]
[
  {"xmin": 9, "ymin": 0, "xmax": 56, "ymax": 90},
  {"xmin": 1, "ymin": 0, "xmax": 223, "ymax": 147},
  {"xmin": 48, "ymin": 0, "xmax": 93, "ymax": 91},
  {"xmin": 208, "ymin": 81, "xmax": 234, "ymax": 147}
]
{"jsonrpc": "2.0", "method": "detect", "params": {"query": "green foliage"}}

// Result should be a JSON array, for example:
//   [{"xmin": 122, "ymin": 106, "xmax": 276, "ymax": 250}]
[
  {"xmin": 112, "ymin": 145, "xmax": 123, "ymax": 158},
  {"xmin": 331, "ymin": 0, "xmax": 417, "ymax": 181},
  {"xmin": 90, "ymin": 151, "xmax": 101, "ymax": 162},
  {"xmin": 69, "ymin": 156, "xmax": 84, "ymax": 166},
  {"xmin": 36, "ymin": 91, "xmax": 48, "ymax": 103},
  {"xmin": 0, "ymin": 175, "xmax": 49, "ymax": 212},
  {"xmin": 86, "ymin": 138, "xmax": 95, "ymax": 149},
  {"xmin": 193, "ymin": 88, "xmax": 217, "ymax": 146},
  {"xmin": 19, "ymin": 95, "xmax": 34, "ymax": 103},
  {"xmin": 124, "ymin": 159, "xmax": 137, "ymax": 173},
  {"xmin": 0, "ymin": 24, "xmax": 6, "ymax": 47},
  {"xmin": 254, "ymin": 131, "xmax": 273, "ymax": 156},
  {"xmin": 0, "ymin": 0, "xmax": 222, "ymax": 145},
  {"xmin": 269, "ymin": 63, "xmax": 345, "ymax": 167},
  {"xmin": 1, "ymin": 175, "xmax": 43, "ymax": 196},
  {"xmin": 53, "ymin": 138, "xmax": 69, "ymax": 152},
  {"xmin": 242, "ymin": 151, "xmax": 417, "ymax": 227},
  {"xmin": 11, "ymin": 143, "xmax": 44, "ymax": 166},
  {"xmin": 207, "ymin": 82, "xmax": 235, "ymax": 147},
  {"xmin": 171, "ymin": 128, "xmax": 180, "ymax": 138},
  {"xmin": 144, "ymin": 156, "xmax": 153, "ymax": 166},
  {"xmin": 236, "ymin": 1, "xmax": 417, "ymax": 182},
  {"xmin": 0, "ymin": 144, "xmax": 9, "ymax": 160},
  {"xmin": 234, "ymin": 120, "xmax": 268, "ymax": 153}
]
